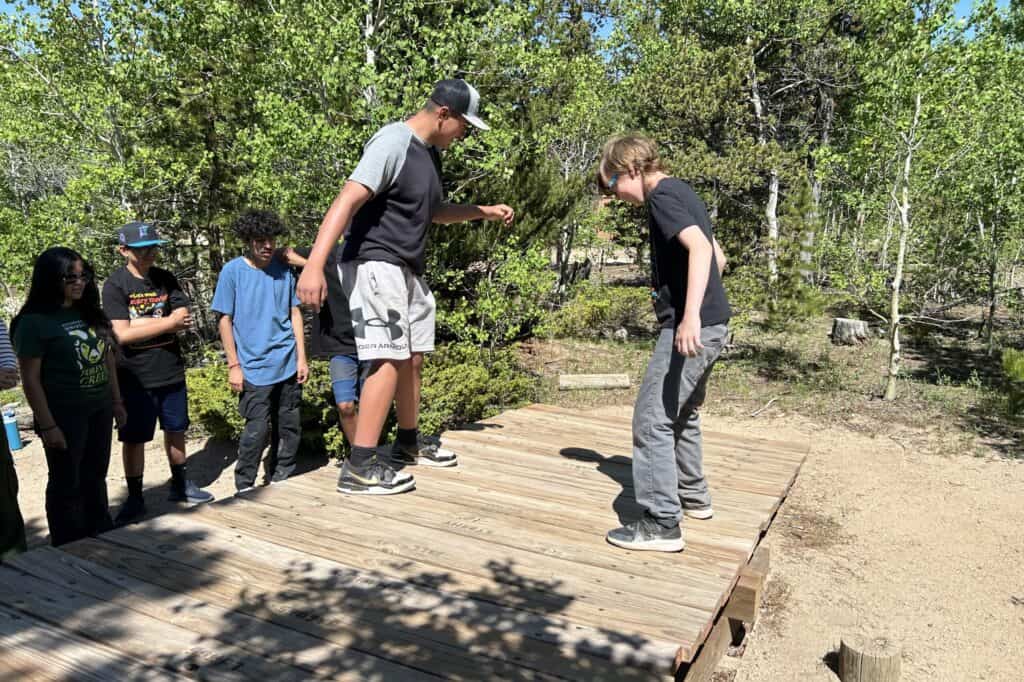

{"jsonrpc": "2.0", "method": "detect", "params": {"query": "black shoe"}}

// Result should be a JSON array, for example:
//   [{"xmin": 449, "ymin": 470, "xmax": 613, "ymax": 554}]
[
  {"xmin": 337, "ymin": 456, "xmax": 415, "ymax": 495},
  {"xmin": 606, "ymin": 516, "xmax": 684, "ymax": 552},
  {"xmin": 391, "ymin": 438, "xmax": 458, "ymax": 468},
  {"xmin": 168, "ymin": 480, "xmax": 215, "ymax": 505},
  {"xmin": 114, "ymin": 495, "xmax": 147, "ymax": 526}
]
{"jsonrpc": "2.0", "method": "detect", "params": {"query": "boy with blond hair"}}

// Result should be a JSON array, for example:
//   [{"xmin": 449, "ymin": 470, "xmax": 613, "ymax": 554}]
[{"xmin": 598, "ymin": 135, "xmax": 730, "ymax": 552}]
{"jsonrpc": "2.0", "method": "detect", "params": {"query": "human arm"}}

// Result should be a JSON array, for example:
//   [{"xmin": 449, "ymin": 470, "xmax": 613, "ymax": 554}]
[
  {"xmin": 110, "ymin": 310, "xmax": 192, "ymax": 345},
  {"xmin": 712, "ymin": 237, "xmax": 727, "ymax": 277},
  {"xmin": 291, "ymin": 306, "xmax": 308, "ymax": 385},
  {"xmin": 105, "ymin": 345, "xmax": 127, "ymax": 428},
  {"xmin": 217, "ymin": 315, "xmax": 244, "ymax": 393},
  {"xmin": 18, "ymin": 356, "xmax": 65, "ymax": 449},
  {"xmin": 296, "ymin": 181, "xmax": 373, "ymax": 310},
  {"xmin": 278, "ymin": 247, "xmax": 309, "ymax": 269},
  {"xmin": 674, "ymin": 226, "xmax": 715, "ymax": 357},
  {"xmin": 432, "ymin": 203, "xmax": 515, "ymax": 226}
]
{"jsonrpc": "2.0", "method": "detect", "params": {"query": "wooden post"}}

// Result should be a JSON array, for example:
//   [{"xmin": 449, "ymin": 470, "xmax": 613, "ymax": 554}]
[
  {"xmin": 558, "ymin": 374, "xmax": 631, "ymax": 391},
  {"xmin": 838, "ymin": 635, "xmax": 901, "ymax": 681}
]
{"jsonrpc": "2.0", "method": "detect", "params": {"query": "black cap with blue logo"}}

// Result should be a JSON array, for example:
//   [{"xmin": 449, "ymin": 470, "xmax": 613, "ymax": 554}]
[{"xmin": 117, "ymin": 221, "xmax": 167, "ymax": 248}]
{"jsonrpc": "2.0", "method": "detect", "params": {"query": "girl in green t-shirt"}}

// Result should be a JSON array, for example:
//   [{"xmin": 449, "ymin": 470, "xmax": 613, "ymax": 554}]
[{"xmin": 11, "ymin": 247, "xmax": 126, "ymax": 546}]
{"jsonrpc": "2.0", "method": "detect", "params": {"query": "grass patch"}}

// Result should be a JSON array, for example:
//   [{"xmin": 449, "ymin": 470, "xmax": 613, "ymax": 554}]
[{"xmin": 524, "ymin": 313, "xmax": 1022, "ymax": 458}]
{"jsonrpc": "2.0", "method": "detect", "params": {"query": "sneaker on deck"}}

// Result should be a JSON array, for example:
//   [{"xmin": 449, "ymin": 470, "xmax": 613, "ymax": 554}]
[
  {"xmin": 683, "ymin": 506, "xmax": 714, "ymax": 520},
  {"xmin": 114, "ymin": 495, "xmax": 147, "ymax": 526},
  {"xmin": 168, "ymin": 480, "xmax": 215, "ymax": 505},
  {"xmin": 338, "ymin": 456, "xmax": 416, "ymax": 495},
  {"xmin": 391, "ymin": 437, "xmax": 458, "ymax": 468},
  {"xmin": 606, "ymin": 515, "xmax": 684, "ymax": 552}
]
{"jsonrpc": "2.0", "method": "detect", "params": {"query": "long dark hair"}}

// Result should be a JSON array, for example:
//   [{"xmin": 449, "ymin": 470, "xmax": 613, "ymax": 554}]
[{"xmin": 10, "ymin": 247, "xmax": 113, "ymax": 345}]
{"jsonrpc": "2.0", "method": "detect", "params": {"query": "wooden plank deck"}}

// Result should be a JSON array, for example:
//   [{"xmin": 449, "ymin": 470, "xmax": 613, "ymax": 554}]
[{"xmin": 0, "ymin": 404, "xmax": 806, "ymax": 680}]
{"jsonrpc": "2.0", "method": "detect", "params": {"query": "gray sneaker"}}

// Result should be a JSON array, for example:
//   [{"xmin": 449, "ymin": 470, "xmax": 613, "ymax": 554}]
[
  {"xmin": 168, "ymin": 480, "xmax": 215, "ymax": 505},
  {"xmin": 606, "ymin": 516, "xmax": 684, "ymax": 552},
  {"xmin": 391, "ymin": 438, "xmax": 458, "ymax": 468},
  {"xmin": 338, "ymin": 456, "xmax": 416, "ymax": 495}
]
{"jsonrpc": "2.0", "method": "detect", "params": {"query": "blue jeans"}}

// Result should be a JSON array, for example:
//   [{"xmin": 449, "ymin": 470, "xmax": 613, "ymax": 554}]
[{"xmin": 632, "ymin": 324, "xmax": 728, "ymax": 527}]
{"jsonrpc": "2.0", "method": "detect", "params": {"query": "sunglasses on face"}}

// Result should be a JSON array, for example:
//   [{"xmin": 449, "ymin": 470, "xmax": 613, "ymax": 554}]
[
  {"xmin": 599, "ymin": 172, "xmax": 621, "ymax": 196},
  {"xmin": 63, "ymin": 272, "xmax": 93, "ymax": 284},
  {"xmin": 129, "ymin": 245, "xmax": 159, "ymax": 254}
]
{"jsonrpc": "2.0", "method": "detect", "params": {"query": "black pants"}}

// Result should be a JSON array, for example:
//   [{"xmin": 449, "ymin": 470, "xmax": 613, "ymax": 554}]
[
  {"xmin": 236, "ymin": 375, "xmax": 301, "ymax": 490},
  {"xmin": 42, "ymin": 403, "xmax": 114, "ymax": 547},
  {"xmin": 0, "ymin": 428, "xmax": 27, "ymax": 561}
]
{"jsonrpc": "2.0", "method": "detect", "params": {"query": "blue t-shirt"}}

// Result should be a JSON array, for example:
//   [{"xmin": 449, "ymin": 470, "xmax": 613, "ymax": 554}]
[{"xmin": 211, "ymin": 257, "xmax": 299, "ymax": 387}]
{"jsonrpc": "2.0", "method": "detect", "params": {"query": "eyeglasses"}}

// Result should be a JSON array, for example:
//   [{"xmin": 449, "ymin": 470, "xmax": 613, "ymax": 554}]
[
  {"xmin": 607, "ymin": 173, "xmax": 620, "ymax": 190},
  {"xmin": 62, "ymin": 272, "xmax": 93, "ymax": 284},
  {"xmin": 129, "ymin": 244, "xmax": 159, "ymax": 254}
]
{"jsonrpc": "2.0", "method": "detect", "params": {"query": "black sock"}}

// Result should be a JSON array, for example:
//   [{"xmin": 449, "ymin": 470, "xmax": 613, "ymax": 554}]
[
  {"xmin": 397, "ymin": 427, "xmax": 418, "ymax": 447},
  {"xmin": 170, "ymin": 463, "xmax": 187, "ymax": 493},
  {"xmin": 126, "ymin": 475, "xmax": 143, "ymax": 499},
  {"xmin": 349, "ymin": 445, "xmax": 376, "ymax": 468}
]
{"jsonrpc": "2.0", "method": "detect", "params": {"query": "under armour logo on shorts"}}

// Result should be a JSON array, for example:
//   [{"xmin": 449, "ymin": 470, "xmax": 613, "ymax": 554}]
[{"xmin": 351, "ymin": 307, "xmax": 404, "ymax": 341}]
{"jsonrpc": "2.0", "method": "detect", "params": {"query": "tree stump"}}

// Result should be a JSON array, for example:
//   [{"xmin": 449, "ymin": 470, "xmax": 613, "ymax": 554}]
[
  {"xmin": 838, "ymin": 634, "xmax": 901, "ymax": 681},
  {"xmin": 831, "ymin": 318, "xmax": 870, "ymax": 345}
]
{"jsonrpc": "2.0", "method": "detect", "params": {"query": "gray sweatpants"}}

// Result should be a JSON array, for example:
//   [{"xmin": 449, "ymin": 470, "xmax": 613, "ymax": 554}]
[{"xmin": 632, "ymin": 323, "xmax": 728, "ymax": 527}]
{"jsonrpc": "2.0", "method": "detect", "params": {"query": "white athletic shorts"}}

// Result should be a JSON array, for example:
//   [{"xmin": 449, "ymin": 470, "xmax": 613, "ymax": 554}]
[{"xmin": 339, "ymin": 260, "xmax": 436, "ymax": 361}]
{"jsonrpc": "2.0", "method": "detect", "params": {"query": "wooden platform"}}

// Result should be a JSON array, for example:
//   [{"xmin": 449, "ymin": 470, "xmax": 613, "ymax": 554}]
[{"xmin": 0, "ymin": 404, "xmax": 806, "ymax": 681}]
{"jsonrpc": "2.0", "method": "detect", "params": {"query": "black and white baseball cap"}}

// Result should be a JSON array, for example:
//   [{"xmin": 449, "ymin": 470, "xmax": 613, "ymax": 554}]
[{"xmin": 430, "ymin": 79, "xmax": 490, "ymax": 130}]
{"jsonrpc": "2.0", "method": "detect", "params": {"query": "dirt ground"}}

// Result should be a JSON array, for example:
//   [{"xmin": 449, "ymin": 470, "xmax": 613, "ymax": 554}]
[{"xmin": 9, "ymin": 407, "xmax": 1024, "ymax": 681}]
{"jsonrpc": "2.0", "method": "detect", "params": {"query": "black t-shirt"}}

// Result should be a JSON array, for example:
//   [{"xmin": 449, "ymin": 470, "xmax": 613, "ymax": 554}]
[
  {"xmin": 342, "ymin": 122, "xmax": 444, "ymax": 275},
  {"xmin": 646, "ymin": 177, "xmax": 732, "ymax": 329},
  {"xmin": 294, "ymin": 246, "xmax": 356, "ymax": 357},
  {"xmin": 102, "ymin": 266, "xmax": 188, "ymax": 388}
]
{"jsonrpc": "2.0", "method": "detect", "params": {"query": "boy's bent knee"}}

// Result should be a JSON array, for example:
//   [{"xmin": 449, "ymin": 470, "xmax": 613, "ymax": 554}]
[{"xmin": 336, "ymin": 401, "xmax": 357, "ymax": 417}]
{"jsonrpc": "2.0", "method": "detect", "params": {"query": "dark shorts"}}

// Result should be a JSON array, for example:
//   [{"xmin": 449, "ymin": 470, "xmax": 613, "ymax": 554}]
[
  {"xmin": 329, "ymin": 354, "xmax": 368, "ymax": 405},
  {"xmin": 117, "ymin": 374, "xmax": 190, "ymax": 443}
]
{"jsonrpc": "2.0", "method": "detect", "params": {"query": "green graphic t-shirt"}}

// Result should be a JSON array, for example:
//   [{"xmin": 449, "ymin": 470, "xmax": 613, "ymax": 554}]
[{"xmin": 12, "ymin": 308, "xmax": 110, "ymax": 408}]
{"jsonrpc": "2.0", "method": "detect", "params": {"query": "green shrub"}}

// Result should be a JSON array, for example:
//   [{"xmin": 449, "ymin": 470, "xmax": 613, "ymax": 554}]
[
  {"xmin": 419, "ymin": 342, "xmax": 538, "ymax": 434},
  {"xmin": 186, "ymin": 361, "xmax": 245, "ymax": 441},
  {"xmin": 437, "ymin": 239, "xmax": 557, "ymax": 352},
  {"xmin": 544, "ymin": 282, "xmax": 654, "ymax": 339},
  {"xmin": 0, "ymin": 387, "xmax": 23, "ymax": 408},
  {"xmin": 186, "ymin": 344, "xmax": 538, "ymax": 453},
  {"xmin": 1002, "ymin": 348, "xmax": 1024, "ymax": 415}
]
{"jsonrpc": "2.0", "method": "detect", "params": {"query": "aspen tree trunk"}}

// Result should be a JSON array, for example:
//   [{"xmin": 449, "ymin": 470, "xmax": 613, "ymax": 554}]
[
  {"xmin": 884, "ymin": 93, "xmax": 921, "ymax": 401},
  {"xmin": 364, "ymin": 0, "xmax": 378, "ymax": 109},
  {"xmin": 985, "ymin": 212, "xmax": 999, "ymax": 357},
  {"xmin": 749, "ymin": 45, "xmax": 779, "ymax": 294}
]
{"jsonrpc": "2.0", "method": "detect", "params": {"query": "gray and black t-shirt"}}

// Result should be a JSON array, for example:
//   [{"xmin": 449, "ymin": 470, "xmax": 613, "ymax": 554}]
[{"xmin": 342, "ymin": 122, "xmax": 443, "ymax": 275}]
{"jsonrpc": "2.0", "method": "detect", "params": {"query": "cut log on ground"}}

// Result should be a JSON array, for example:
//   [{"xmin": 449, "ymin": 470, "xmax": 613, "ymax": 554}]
[
  {"xmin": 558, "ymin": 374, "xmax": 631, "ymax": 391},
  {"xmin": 831, "ymin": 318, "xmax": 870, "ymax": 345},
  {"xmin": 838, "ymin": 634, "xmax": 901, "ymax": 681}
]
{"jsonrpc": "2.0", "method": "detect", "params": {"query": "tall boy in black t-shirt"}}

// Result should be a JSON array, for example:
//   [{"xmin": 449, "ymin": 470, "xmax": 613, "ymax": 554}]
[
  {"xmin": 103, "ymin": 222, "xmax": 214, "ymax": 524},
  {"xmin": 598, "ymin": 136, "xmax": 731, "ymax": 553},
  {"xmin": 297, "ymin": 79, "xmax": 514, "ymax": 496}
]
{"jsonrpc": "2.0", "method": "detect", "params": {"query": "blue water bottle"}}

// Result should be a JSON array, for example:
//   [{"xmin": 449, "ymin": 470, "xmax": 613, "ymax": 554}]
[{"xmin": 2, "ymin": 403, "xmax": 22, "ymax": 451}]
